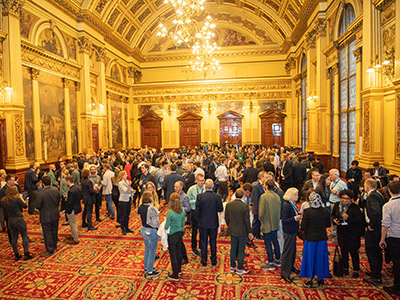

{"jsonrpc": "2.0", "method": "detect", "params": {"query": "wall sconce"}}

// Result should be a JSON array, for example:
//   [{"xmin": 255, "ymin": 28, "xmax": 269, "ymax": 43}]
[
  {"xmin": 201, "ymin": 103, "xmax": 216, "ymax": 114},
  {"xmin": 367, "ymin": 49, "xmax": 395, "ymax": 77},
  {"xmin": 243, "ymin": 101, "xmax": 259, "ymax": 113},
  {"xmin": 306, "ymin": 94, "xmax": 318, "ymax": 103},
  {"xmin": 0, "ymin": 83, "xmax": 13, "ymax": 104}
]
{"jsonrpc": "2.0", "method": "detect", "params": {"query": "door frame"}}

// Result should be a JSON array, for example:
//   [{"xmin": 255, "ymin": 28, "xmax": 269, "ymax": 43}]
[
  {"xmin": 177, "ymin": 112, "xmax": 202, "ymax": 148},
  {"xmin": 138, "ymin": 113, "xmax": 163, "ymax": 151},
  {"xmin": 259, "ymin": 110, "xmax": 286, "ymax": 147},
  {"xmin": 217, "ymin": 110, "xmax": 244, "ymax": 146}
]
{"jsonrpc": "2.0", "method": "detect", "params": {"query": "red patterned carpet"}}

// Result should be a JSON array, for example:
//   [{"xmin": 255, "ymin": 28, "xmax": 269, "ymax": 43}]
[{"xmin": 0, "ymin": 206, "xmax": 398, "ymax": 300}]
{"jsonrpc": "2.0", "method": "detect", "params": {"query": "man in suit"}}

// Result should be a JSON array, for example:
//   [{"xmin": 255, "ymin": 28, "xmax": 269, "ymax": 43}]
[
  {"xmin": 263, "ymin": 155, "xmax": 276, "ymax": 176},
  {"xmin": 140, "ymin": 164, "xmax": 157, "ymax": 196},
  {"xmin": 36, "ymin": 176, "xmax": 60, "ymax": 257},
  {"xmin": 183, "ymin": 164, "xmax": 195, "ymax": 193},
  {"xmin": 292, "ymin": 156, "xmax": 306, "ymax": 191},
  {"xmin": 251, "ymin": 171, "xmax": 268, "ymax": 241},
  {"xmin": 279, "ymin": 154, "xmax": 293, "ymax": 191},
  {"xmin": 24, "ymin": 163, "xmax": 40, "ymax": 215},
  {"xmin": 301, "ymin": 170, "xmax": 320, "ymax": 200},
  {"xmin": 225, "ymin": 188, "xmax": 253, "ymax": 274},
  {"xmin": 243, "ymin": 159, "xmax": 259, "ymax": 184},
  {"xmin": 363, "ymin": 178, "xmax": 384, "ymax": 285},
  {"xmin": 196, "ymin": 179, "xmax": 223, "ymax": 266},
  {"xmin": 372, "ymin": 162, "xmax": 389, "ymax": 188},
  {"xmin": 346, "ymin": 160, "xmax": 363, "ymax": 201},
  {"xmin": 163, "ymin": 163, "xmax": 184, "ymax": 204},
  {"xmin": 65, "ymin": 176, "xmax": 82, "ymax": 244}
]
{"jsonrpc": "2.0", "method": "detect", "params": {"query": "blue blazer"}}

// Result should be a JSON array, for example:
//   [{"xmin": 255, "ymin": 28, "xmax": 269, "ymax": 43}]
[
  {"xmin": 251, "ymin": 181, "xmax": 264, "ymax": 215},
  {"xmin": 196, "ymin": 190, "xmax": 223, "ymax": 229},
  {"xmin": 281, "ymin": 201, "xmax": 299, "ymax": 234}
]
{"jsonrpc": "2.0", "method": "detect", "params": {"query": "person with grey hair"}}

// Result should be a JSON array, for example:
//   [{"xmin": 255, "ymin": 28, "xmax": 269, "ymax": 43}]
[
  {"xmin": 299, "ymin": 191, "xmax": 331, "ymax": 287},
  {"xmin": 328, "ymin": 169, "xmax": 347, "ymax": 239},
  {"xmin": 196, "ymin": 179, "xmax": 223, "ymax": 266}
]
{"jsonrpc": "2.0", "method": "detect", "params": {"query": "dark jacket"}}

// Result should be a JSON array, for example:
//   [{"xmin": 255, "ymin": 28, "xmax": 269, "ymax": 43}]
[
  {"xmin": 1, "ymin": 197, "xmax": 27, "ymax": 218},
  {"xmin": 36, "ymin": 186, "xmax": 60, "ymax": 223},
  {"xmin": 66, "ymin": 185, "xmax": 83, "ymax": 215},
  {"xmin": 345, "ymin": 168, "xmax": 363, "ymax": 190},
  {"xmin": 225, "ymin": 199, "xmax": 251, "ymax": 237},
  {"xmin": 24, "ymin": 168, "xmax": 38, "ymax": 191},
  {"xmin": 163, "ymin": 172, "xmax": 184, "ymax": 202},
  {"xmin": 251, "ymin": 180, "xmax": 264, "ymax": 215},
  {"xmin": 263, "ymin": 162, "xmax": 276, "ymax": 175},
  {"xmin": 281, "ymin": 201, "xmax": 299, "ymax": 234},
  {"xmin": 331, "ymin": 202, "xmax": 363, "ymax": 247},
  {"xmin": 81, "ymin": 178, "xmax": 98, "ymax": 205},
  {"xmin": 196, "ymin": 190, "xmax": 223, "ymax": 229},
  {"xmin": 184, "ymin": 171, "xmax": 195, "ymax": 193},
  {"xmin": 301, "ymin": 179, "xmax": 318, "ymax": 199},
  {"xmin": 301, "ymin": 207, "xmax": 331, "ymax": 242},
  {"xmin": 243, "ymin": 167, "xmax": 259, "ymax": 184},
  {"xmin": 292, "ymin": 162, "xmax": 306, "ymax": 185},
  {"xmin": 365, "ymin": 190, "xmax": 383, "ymax": 230},
  {"xmin": 280, "ymin": 160, "xmax": 293, "ymax": 184}
]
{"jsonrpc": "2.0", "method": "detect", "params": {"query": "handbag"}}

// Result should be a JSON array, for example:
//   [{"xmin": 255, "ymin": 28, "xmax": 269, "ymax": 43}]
[
  {"xmin": 297, "ymin": 228, "xmax": 304, "ymax": 240},
  {"xmin": 333, "ymin": 244, "xmax": 344, "ymax": 276}
]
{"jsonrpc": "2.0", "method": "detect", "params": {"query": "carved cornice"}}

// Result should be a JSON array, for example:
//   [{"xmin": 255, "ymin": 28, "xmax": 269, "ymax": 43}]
[
  {"xmin": 285, "ymin": 57, "xmax": 296, "ymax": 74},
  {"xmin": 106, "ymin": 77, "xmax": 130, "ymax": 96},
  {"xmin": 77, "ymin": 36, "xmax": 92, "ymax": 54},
  {"xmin": 290, "ymin": 0, "xmax": 319, "ymax": 45},
  {"xmin": 2, "ymin": 0, "xmax": 23, "ymax": 17},
  {"xmin": 21, "ymin": 41, "xmax": 80, "ymax": 80},
  {"xmin": 374, "ymin": 0, "xmax": 395, "ymax": 11},
  {"xmin": 336, "ymin": 15, "xmax": 363, "ymax": 47},
  {"xmin": 63, "ymin": 78, "xmax": 71, "ymax": 88}
]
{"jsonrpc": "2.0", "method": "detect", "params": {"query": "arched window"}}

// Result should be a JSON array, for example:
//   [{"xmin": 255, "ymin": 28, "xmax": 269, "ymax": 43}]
[
  {"xmin": 338, "ymin": 4, "xmax": 357, "ymax": 171},
  {"xmin": 338, "ymin": 4, "xmax": 355, "ymax": 37},
  {"xmin": 300, "ymin": 54, "xmax": 307, "ymax": 151}
]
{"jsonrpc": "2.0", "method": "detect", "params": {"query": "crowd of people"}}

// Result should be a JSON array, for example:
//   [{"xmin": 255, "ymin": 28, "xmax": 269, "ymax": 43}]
[{"xmin": 0, "ymin": 144, "xmax": 399, "ymax": 296}]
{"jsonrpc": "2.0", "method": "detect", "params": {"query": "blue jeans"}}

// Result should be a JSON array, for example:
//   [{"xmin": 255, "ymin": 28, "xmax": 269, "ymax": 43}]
[
  {"xmin": 141, "ymin": 226, "xmax": 159, "ymax": 273},
  {"xmin": 104, "ymin": 194, "xmax": 115, "ymax": 218},
  {"xmin": 230, "ymin": 236, "xmax": 248, "ymax": 269},
  {"xmin": 263, "ymin": 230, "xmax": 280, "ymax": 263}
]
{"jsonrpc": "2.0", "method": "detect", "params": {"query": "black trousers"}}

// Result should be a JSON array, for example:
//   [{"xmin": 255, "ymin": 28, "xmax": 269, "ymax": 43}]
[
  {"xmin": 119, "ymin": 200, "xmax": 131, "ymax": 230},
  {"xmin": 27, "ymin": 190, "xmax": 37, "ymax": 214},
  {"xmin": 387, "ymin": 237, "xmax": 400, "ymax": 290},
  {"xmin": 190, "ymin": 210, "xmax": 199, "ymax": 250},
  {"xmin": 251, "ymin": 214, "xmax": 262, "ymax": 239},
  {"xmin": 94, "ymin": 193, "xmax": 102, "ymax": 219},
  {"xmin": 82, "ymin": 202, "xmax": 94, "ymax": 227},
  {"xmin": 8, "ymin": 217, "xmax": 29, "ymax": 255},
  {"xmin": 281, "ymin": 232, "xmax": 297, "ymax": 278},
  {"xmin": 168, "ymin": 231, "xmax": 183, "ymax": 276},
  {"xmin": 112, "ymin": 193, "xmax": 120, "ymax": 223},
  {"xmin": 365, "ymin": 229, "xmax": 382, "ymax": 278},
  {"xmin": 218, "ymin": 181, "xmax": 228, "ymax": 201},
  {"xmin": 340, "ymin": 241, "xmax": 360, "ymax": 271},
  {"xmin": 41, "ymin": 219, "xmax": 59, "ymax": 253},
  {"xmin": 199, "ymin": 226, "xmax": 218, "ymax": 264}
]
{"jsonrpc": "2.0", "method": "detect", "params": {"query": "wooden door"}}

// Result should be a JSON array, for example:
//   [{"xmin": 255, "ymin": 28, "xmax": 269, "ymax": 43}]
[
  {"xmin": 218, "ymin": 110, "xmax": 243, "ymax": 146},
  {"xmin": 0, "ymin": 119, "xmax": 7, "ymax": 169},
  {"xmin": 178, "ymin": 112, "xmax": 202, "ymax": 148},
  {"xmin": 92, "ymin": 124, "xmax": 99, "ymax": 153},
  {"xmin": 139, "ymin": 113, "xmax": 162, "ymax": 151},
  {"xmin": 259, "ymin": 110, "xmax": 286, "ymax": 147}
]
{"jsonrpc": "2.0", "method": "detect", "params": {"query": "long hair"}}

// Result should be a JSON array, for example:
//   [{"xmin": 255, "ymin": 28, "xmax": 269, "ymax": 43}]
[
  {"xmin": 4, "ymin": 186, "xmax": 19, "ymax": 202},
  {"xmin": 145, "ymin": 181, "xmax": 159, "ymax": 205},
  {"xmin": 169, "ymin": 192, "xmax": 183, "ymax": 214},
  {"xmin": 117, "ymin": 171, "xmax": 127, "ymax": 183}
]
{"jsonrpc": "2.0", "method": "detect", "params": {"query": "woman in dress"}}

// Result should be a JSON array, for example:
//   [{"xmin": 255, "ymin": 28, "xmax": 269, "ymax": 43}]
[
  {"xmin": 300, "ymin": 191, "xmax": 331, "ymax": 287},
  {"xmin": 165, "ymin": 192, "xmax": 186, "ymax": 281},
  {"xmin": 331, "ymin": 189, "xmax": 363, "ymax": 278},
  {"xmin": 1, "ymin": 186, "xmax": 33, "ymax": 261},
  {"xmin": 117, "ymin": 171, "xmax": 133, "ymax": 235},
  {"xmin": 138, "ymin": 191, "xmax": 160, "ymax": 278}
]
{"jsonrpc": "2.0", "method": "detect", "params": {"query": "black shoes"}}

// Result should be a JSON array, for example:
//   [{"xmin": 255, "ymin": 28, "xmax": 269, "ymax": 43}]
[
  {"xmin": 122, "ymin": 229, "xmax": 127, "ymax": 235},
  {"xmin": 82, "ymin": 223, "xmax": 88, "ymax": 228},
  {"xmin": 14, "ymin": 254, "xmax": 22, "ymax": 261},
  {"xmin": 281, "ymin": 276, "xmax": 293, "ymax": 283},
  {"xmin": 343, "ymin": 268, "xmax": 349, "ymax": 276},
  {"xmin": 200, "ymin": 260, "xmax": 206, "ymax": 266},
  {"xmin": 192, "ymin": 249, "xmax": 201, "ymax": 257},
  {"xmin": 126, "ymin": 229, "xmax": 134, "ymax": 233},
  {"xmin": 292, "ymin": 267, "xmax": 300, "ymax": 274},
  {"xmin": 168, "ymin": 274, "xmax": 179, "ymax": 281},
  {"xmin": 352, "ymin": 271, "xmax": 359, "ymax": 278},
  {"xmin": 383, "ymin": 286, "xmax": 400, "ymax": 297},
  {"xmin": 147, "ymin": 270, "xmax": 160, "ymax": 278},
  {"xmin": 96, "ymin": 218, "xmax": 102, "ymax": 222},
  {"xmin": 87, "ymin": 227, "xmax": 98, "ymax": 231},
  {"xmin": 363, "ymin": 277, "xmax": 382, "ymax": 285},
  {"xmin": 24, "ymin": 253, "xmax": 34, "ymax": 261},
  {"xmin": 247, "ymin": 241, "xmax": 257, "ymax": 249},
  {"xmin": 303, "ymin": 280, "xmax": 313, "ymax": 288},
  {"xmin": 317, "ymin": 279, "xmax": 324, "ymax": 287}
]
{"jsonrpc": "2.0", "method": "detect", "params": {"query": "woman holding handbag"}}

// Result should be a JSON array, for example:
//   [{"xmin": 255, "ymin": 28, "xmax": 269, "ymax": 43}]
[{"xmin": 331, "ymin": 189, "xmax": 363, "ymax": 278}]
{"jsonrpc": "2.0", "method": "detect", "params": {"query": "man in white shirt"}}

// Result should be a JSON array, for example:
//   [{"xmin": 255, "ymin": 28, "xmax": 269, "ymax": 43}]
[
  {"xmin": 102, "ymin": 163, "xmax": 115, "ymax": 219},
  {"xmin": 215, "ymin": 158, "xmax": 229, "ymax": 201}
]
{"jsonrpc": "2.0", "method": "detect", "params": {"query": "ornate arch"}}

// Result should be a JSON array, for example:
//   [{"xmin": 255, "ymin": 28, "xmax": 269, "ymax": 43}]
[
  {"xmin": 108, "ymin": 60, "xmax": 123, "ymax": 82},
  {"xmin": 333, "ymin": 0, "xmax": 360, "ymax": 41},
  {"xmin": 32, "ymin": 21, "xmax": 68, "ymax": 58}
]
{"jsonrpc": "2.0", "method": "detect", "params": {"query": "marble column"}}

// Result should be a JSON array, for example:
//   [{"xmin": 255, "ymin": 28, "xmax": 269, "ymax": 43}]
[
  {"xmin": 63, "ymin": 78, "xmax": 72, "ymax": 158},
  {"xmin": 30, "ymin": 68, "xmax": 43, "ymax": 163}
]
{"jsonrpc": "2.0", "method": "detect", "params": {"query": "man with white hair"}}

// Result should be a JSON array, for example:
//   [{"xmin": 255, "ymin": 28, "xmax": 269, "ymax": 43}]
[{"xmin": 328, "ymin": 169, "xmax": 347, "ymax": 239}]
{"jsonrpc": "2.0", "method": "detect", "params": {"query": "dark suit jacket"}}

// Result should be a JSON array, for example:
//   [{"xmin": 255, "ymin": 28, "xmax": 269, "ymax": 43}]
[
  {"xmin": 263, "ymin": 162, "xmax": 276, "ymax": 175},
  {"xmin": 365, "ymin": 190, "xmax": 383, "ymax": 230},
  {"xmin": 292, "ymin": 162, "xmax": 306, "ymax": 184},
  {"xmin": 377, "ymin": 166, "xmax": 389, "ymax": 187},
  {"xmin": 331, "ymin": 202, "xmax": 363, "ymax": 246},
  {"xmin": 81, "ymin": 178, "xmax": 98, "ymax": 205},
  {"xmin": 163, "ymin": 172, "xmax": 184, "ymax": 202},
  {"xmin": 251, "ymin": 181, "xmax": 264, "ymax": 215},
  {"xmin": 225, "ymin": 199, "xmax": 251, "ymax": 237},
  {"xmin": 301, "ymin": 179, "xmax": 318, "ymax": 199},
  {"xmin": 346, "ymin": 168, "xmax": 363, "ymax": 190},
  {"xmin": 66, "ymin": 185, "xmax": 83, "ymax": 215},
  {"xmin": 281, "ymin": 201, "xmax": 299, "ymax": 234},
  {"xmin": 301, "ymin": 207, "xmax": 331, "ymax": 242},
  {"xmin": 24, "ymin": 169, "xmax": 38, "ymax": 191},
  {"xmin": 206, "ymin": 162, "xmax": 217, "ymax": 181},
  {"xmin": 243, "ymin": 167, "xmax": 259, "ymax": 184},
  {"xmin": 184, "ymin": 171, "xmax": 195, "ymax": 193},
  {"xmin": 36, "ymin": 186, "xmax": 60, "ymax": 223},
  {"xmin": 280, "ymin": 161, "xmax": 293, "ymax": 183},
  {"xmin": 196, "ymin": 190, "xmax": 223, "ymax": 229}
]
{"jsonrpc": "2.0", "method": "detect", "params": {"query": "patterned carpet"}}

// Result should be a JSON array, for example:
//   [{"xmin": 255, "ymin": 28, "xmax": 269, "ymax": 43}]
[{"xmin": 0, "ymin": 205, "xmax": 398, "ymax": 300}]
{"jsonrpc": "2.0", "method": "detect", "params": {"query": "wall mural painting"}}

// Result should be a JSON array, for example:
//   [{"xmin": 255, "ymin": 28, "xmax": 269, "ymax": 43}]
[
  {"xmin": 260, "ymin": 100, "xmax": 286, "ymax": 112},
  {"xmin": 111, "ymin": 100, "xmax": 123, "ymax": 149},
  {"xmin": 111, "ymin": 65, "xmax": 121, "ymax": 82},
  {"xmin": 70, "ymin": 90, "xmax": 78, "ymax": 154},
  {"xmin": 139, "ymin": 104, "xmax": 163, "ymax": 116},
  {"xmin": 63, "ymin": 32, "xmax": 77, "ymax": 60},
  {"xmin": 217, "ymin": 101, "xmax": 243, "ymax": 114},
  {"xmin": 23, "ymin": 78, "xmax": 34, "ymax": 161},
  {"xmin": 38, "ymin": 29, "xmax": 63, "ymax": 57},
  {"xmin": 177, "ymin": 103, "xmax": 202, "ymax": 115},
  {"xmin": 39, "ymin": 82, "xmax": 66, "ymax": 159},
  {"xmin": 121, "ymin": 66, "xmax": 128, "ymax": 83},
  {"xmin": 20, "ymin": 10, "xmax": 39, "ymax": 39},
  {"xmin": 218, "ymin": 28, "xmax": 256, "ymax": 47}
]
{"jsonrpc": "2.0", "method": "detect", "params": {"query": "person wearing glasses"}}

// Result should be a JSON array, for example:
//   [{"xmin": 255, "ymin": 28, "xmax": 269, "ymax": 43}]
[{"xmin": 331, "ymin": 189, "xmax": 363, "ymax": 278}]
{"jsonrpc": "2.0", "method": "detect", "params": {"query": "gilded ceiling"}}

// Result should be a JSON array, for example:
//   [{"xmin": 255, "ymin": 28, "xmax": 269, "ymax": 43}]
[{"xmin": 51, "ymin": 0, "xmax": 315, "ymax": 57}]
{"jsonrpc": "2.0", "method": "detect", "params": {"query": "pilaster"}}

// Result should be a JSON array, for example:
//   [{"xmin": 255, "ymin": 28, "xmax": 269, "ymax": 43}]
[
  {"xmin": 332, "ymin": 63, "xmax": 340, "ymax": 168},
  {"xmin": 63, "ymin": 78, "xmax": 72, "ymax": 158},
  {"xmin": 353, "ymin": 47, "xmax": 362, "ymax": 160},
  {"xmin": 95, "ymin": 46, "xmax": 107, "ymax": 150},
  {"xmin": 30, "ymin": 68, "xmax": 43, "ymax": 163}
]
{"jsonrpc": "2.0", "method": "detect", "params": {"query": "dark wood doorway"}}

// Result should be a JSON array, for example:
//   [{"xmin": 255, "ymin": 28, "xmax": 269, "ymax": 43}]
[
  {"xmin": 139, "ymin": 113, "xmax": 162, "ymax": 151},
  {"xmin": 0, "ymin": 119, "xmax": 7, "ymax": 169},
  {"xmin": 178, "ymin": 112, "xmax": 202, "ymax": 148},
  {"xmin": 92, "ymin": 124, "xmax": 99, "ymax": 153},
  {"xmin": 259, "ymin": 110, "xmax": 286, "ymax": 147},
  {"xmin": 218, "ymin": 110, "xmax": 243, "ymax": 146}
]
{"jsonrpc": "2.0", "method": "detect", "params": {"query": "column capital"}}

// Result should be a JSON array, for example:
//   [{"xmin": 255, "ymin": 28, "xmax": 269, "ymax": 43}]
[
  {"xmin": 30, "ymin": 68, "xmax": 39, "ymax": 80},
  {"xmin": 305, "ymin": 32, "xmax": 316, "ymax": 49},
  {"xmin": 332, "ymin": 63, "xmax": 339, "ymax": 75},
  {"xmin": 94, "ymin": 46, "xmax": 106, "ymax": 62},
  {"xmin": 77, "ymin": 36, "xmax": 92, "ymax": 54},
  {"xmin": 63, "ymin": 78, "xmax": 71, "ymax": 88},
  {"xmin": 76, "ymin": 81, "xmax": 81, "ymax": 91},
  {"xmin": 1, "ymin": 0, "xmax": 23, "ymax": 17},
  {"xmin": 353, "ymin": 47, "xmax": 362, "ymax": 63}
]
